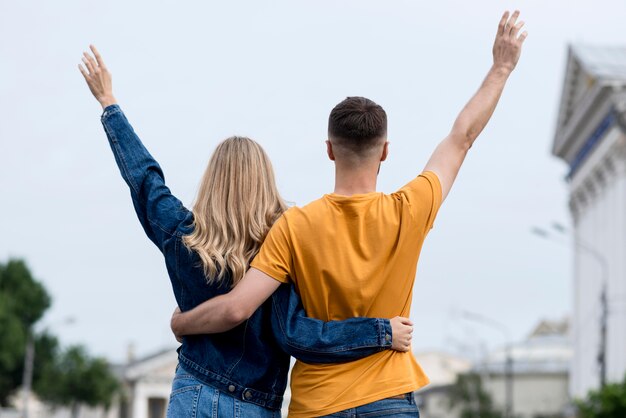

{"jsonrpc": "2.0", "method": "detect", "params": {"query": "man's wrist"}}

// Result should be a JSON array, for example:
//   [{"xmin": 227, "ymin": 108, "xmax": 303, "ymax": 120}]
[
  {"xmin": 490, "ymin": 64, "xmax": 514, "ymax": 78},
  {"xmin": 98, "ymin": 95, "xmax": 117, "ymax": 109}
]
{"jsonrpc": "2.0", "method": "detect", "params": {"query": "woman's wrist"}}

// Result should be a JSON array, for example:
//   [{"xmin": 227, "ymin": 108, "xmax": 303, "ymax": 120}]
[{"xmin": 98, "ymin": 94, "xmax": 117, "ymax": 110}]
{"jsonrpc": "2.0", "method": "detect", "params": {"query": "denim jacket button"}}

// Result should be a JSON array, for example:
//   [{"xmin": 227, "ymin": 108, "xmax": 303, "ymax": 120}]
[
  {"xmin": 385, "ymin": 334, "xmax": 391, "ymax": 342},
  {"xmin": 244, "ymin": 390, "xmax": 253, "ymax": 399},
  {"xmin": 228, "ymin": 385, "xmax": 236, "ymax": 393}
]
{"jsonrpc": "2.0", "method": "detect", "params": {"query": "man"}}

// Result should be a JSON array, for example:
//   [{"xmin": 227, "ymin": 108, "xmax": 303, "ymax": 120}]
[{"xmin": 172, "ymin": 10, "xmax": 526, "ymax": 417}]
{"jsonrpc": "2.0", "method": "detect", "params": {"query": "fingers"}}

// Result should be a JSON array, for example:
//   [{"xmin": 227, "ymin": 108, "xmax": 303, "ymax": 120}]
[
  {"xmin": 90, "ymin": 44, "xmax": 106, "ymax": 68},
  {"xmin": 506, "ymin": 10, "xmax": 520, "ymax": 35},
  {"xmin": 82, "ymin": 55, "xmax": 95, "ymax": 75},
  {"xmin": 518, "ymin": 30, "xmax": 529, "ymax": 43},
  {"xmin": 78, "ymin": 64, "xmax": 89, "ymax": 79},
  {"xmin": 394, "ymin": 341, "xmax": 411, "ymax": 352},
  {"xmin": 395, "ymin": 316, "xmax": 413, "ymax": 326},
  {"xmin": 83, "ymin": 51, "xmax": 98, "ymax": 73},
  {"xmin": 498, "ymin": 10, "xmax": 522, "ymax": 39},
  {"xmin": 390, "ymin": 315, "xmax": 414, "ymax": 352},
  {"xmin": 498, "ymin": 11, "xmax": 509, "ymax": 35},
  {"xmin": 510, "ymin": 20, "xmax": 525, "ymax": 39},
  {"xmin": 495, "ymin": 10, "xmax": 527, "ymax": 48}
]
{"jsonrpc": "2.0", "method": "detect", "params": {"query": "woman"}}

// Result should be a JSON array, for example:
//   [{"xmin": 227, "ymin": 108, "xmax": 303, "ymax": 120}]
[{"xmin": 78, "ymin": 46, "xmax": 413, "ymax": 417}]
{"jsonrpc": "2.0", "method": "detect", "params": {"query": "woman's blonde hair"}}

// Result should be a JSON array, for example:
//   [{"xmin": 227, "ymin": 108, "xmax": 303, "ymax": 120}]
[{"xmin": 183, "ymin": 136, "xmax": 287, "ymax": 287}]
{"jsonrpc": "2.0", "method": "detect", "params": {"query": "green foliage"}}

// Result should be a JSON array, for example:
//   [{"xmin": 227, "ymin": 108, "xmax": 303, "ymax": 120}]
[
  {"xmin": 36, "ymin": 345, "xmax": 120, "ymax": 415},
  {"xmin": 0, "ymin": 258, "xmax": 119, "ymax": 414},
  {"xmin": 0, "ymin": 259, "xmax": 53, "ymax": 406},
  {"xmin": 449, "ymin": 372, "xmax": 504, "ymax": 418},
  {"xmin": 0, "ymin": 259, "xmax": 51, "ymax": 325},
  {"xmin": 32, "ymin": 332, "xmax": 60, "ymax": 391},
  {"xmin": 576, "ymin": 375, "xmax": 626, "ymax": 418}
]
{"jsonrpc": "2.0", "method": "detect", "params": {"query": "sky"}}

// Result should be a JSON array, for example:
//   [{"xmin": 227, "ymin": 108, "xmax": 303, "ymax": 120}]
[{"xmin": 2, "ymin": 0, "xmax": 626, "ymax": 364}]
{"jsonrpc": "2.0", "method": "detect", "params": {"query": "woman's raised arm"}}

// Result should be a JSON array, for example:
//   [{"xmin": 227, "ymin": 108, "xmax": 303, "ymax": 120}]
[{"xmin": 79, "ymin": 46, "xmax": 189, "ymax": 250}]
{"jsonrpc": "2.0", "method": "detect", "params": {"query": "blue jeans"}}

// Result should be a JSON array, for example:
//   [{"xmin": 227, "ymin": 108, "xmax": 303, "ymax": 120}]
[
  {"xmin": 167, "ymin": 365, "xmax": 280, "ymax": 418},
  {"xmin": 320, "ymin": 393, "xmax": 419, "ymax": 417}
]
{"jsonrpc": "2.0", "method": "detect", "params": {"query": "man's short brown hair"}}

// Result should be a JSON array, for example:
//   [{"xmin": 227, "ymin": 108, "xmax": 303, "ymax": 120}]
[{"xmin": 328, "ymin": 97, "xmax": 387, "ymax": 156}]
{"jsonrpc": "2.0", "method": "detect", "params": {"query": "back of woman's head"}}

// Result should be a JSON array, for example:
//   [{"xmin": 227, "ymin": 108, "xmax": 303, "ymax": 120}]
[{"xmin": 183, "ymin": 136, "xmax": 287, "ymax": 286}]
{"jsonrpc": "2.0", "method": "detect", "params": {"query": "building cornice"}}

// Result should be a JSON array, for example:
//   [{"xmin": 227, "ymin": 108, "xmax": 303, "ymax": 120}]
[
  {"xmin": 568, "ymin": 132, "xmax": 626, "ymax": 220},
  {"xmin": 553, "ymin": 83, "xmax": 608, "ymax": 159}
]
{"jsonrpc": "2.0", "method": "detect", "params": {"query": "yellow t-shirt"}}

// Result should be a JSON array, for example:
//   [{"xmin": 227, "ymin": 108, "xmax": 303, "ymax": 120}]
[{"xmin": 250, "ymin": 171, "xmax": 442, "ymax": 417}]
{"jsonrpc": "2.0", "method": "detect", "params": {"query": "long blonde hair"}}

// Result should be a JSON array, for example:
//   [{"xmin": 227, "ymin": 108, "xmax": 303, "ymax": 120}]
[{"xmin": 183, "ymin": 136, "xmax": 287, "ymax": 287}]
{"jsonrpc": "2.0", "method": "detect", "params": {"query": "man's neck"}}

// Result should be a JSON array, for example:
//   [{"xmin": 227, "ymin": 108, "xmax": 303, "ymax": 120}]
[{"xmin": 333, "ymin": 164, "xmax": 379, "ymax": 196}]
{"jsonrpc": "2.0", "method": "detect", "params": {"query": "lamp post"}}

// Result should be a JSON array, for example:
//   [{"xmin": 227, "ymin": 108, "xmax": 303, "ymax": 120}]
[
  {"xmin": 531, "ymin": 224, "xmax": 609, "ymax": 388},
  {"xmin": 21, "ymin": 316, "xmax": 76, "ymax": 418},
  {"xmin": 460, "ymin": 310, "xmax": 513, "ymax": 418}
]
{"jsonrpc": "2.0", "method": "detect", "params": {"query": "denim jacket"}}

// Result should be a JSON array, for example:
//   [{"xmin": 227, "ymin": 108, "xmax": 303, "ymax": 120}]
[{"xmin": 100, "ymin": 105, "xmax": 393, "ymax": 411}]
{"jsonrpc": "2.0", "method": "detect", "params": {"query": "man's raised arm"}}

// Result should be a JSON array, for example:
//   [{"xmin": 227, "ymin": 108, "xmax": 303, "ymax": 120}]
[{"xmin": 424, "ymin": 10, "xmax": 527, "ymax": 201}]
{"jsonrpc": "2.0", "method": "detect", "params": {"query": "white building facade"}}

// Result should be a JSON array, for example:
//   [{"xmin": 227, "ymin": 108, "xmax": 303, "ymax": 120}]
[
  {"xmin": 413, "ymin": 320, "xmax": 571, "ymax": 418},
  {"xmin": 481, "ymin": 320, "xmax": 572, "ymax": 418},
  {"xmin": 6, "ymin": 348, "xmax": 179, "ymax": 418},
  {"xmin": 117, "ymin": 348, "xmax": 178, "ymax": 418},
  {"xmin": 552, "ymin": 45, "xmax": 626, "ymax": 399},
  {"xmin": 413, "ymin": 351, "xmax": 473, "ymax": 418}
]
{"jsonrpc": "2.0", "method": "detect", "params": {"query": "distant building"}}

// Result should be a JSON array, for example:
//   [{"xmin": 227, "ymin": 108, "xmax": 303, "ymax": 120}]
[
  {"xmin": 552, "ymin": 44, "xmax": 626, "ymax": 398},
  {"xmin": 481, "ymin": 319, "xmax": 572, "ymax": 418},
  {"xmin": 6, "ymin": 347, "xmax": 177, "ymax": 418},
  {"xmin": 414, "ymin": 351, "xmax": 473, "ymax": 418},
  {"xmin": 113, "ymin": 347, "xmax": 178, "ymax": 418},
  {"xmin": 111, "ymin": 348, "xmax": 290, "ymax": 418},
  {"xmin": 415, "ymin": 320, "xmax": 572, "ymax": 418}
]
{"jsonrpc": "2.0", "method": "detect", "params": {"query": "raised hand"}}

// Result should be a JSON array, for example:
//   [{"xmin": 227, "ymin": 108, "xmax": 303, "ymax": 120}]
[
  {"xmin": 493, "ymin": 10, "xmax": 527, "ymax": 73},
  {"xmin": 390, "ymin": 316, "xmax": 413, "ymax": 352},
  {"xmin": 78, "ymin": 45, "xmax": 116, "ymax": 109}
]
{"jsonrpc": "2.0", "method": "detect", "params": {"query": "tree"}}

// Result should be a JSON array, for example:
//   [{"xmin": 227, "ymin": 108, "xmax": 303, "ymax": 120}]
[
  {"xmin": 449, "ymin": 372, "xmax": 504, "ymax": 418},
  {"xmin": 36, "ymin": 345, "xmax": 120, "ymax": 418},
  {"xmin": 576, "ymin": 375, "xmax": 626, "ymax": 418},
  {"xmin": 0, "ymin": 259, "xmax": 53, "ymax": 406},
  {"xmin": 0, "ymin": 258, "xmax": 119, "ymax": 415}
]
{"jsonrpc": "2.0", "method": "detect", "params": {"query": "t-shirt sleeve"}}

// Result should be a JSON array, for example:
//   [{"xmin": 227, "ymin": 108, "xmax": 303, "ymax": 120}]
[
  {"xmin": 250, "ymin": 214, "xmax": 293, "ymax": 284},
  {"xmin": 395, "ymin": 171, "xmax": 443, "ymax": 233}
]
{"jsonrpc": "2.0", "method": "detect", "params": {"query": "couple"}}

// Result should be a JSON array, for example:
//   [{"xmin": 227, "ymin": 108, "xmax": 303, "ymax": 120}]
[{"xmin": 79, "ymin": 10, "xmax": 526, "ymax": 418}]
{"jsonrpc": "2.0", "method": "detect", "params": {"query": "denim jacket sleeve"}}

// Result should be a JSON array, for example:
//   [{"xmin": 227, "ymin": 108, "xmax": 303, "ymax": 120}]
[
  {"xmin": 100, "ymin": 105, "xmax": 188, "ymax": 250},
  {"xmin": 270, "ymin": 284, "xmax": 393, "ymax": 364}
]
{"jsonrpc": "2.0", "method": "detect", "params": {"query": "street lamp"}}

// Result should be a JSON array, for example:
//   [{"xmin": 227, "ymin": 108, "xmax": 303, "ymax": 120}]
[
  {"xmin": 531, "ymin": 224, "xmax": 609, "ymax": 388},
  {"xmin": 460, "ymin": 310, "xmax": 514, "ymax": 418},
  {"xmin": 21, "ymin": 316, "xmax": 76, "ymax": 418}
]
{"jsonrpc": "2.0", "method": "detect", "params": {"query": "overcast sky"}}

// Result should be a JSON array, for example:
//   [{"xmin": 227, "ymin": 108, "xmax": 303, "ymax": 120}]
[{"xmin": 2, "ymin": 0, "xmax": 626, "ymax": 364}]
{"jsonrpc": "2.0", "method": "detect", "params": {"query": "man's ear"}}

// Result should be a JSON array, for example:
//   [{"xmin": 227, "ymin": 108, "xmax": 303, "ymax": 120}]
[
  {"xmin": 380, "ymin": 141, "xmax": 389, "ymax": 162},
  {"xmin": 326, "ymin": 140, "xmax": 336, "ymax": 161}
]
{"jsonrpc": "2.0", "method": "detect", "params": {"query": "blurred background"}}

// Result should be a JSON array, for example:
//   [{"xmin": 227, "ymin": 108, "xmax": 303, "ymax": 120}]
[{"xmin": 1, "ymin": 0, "xmax": 626, "ymax": 417}]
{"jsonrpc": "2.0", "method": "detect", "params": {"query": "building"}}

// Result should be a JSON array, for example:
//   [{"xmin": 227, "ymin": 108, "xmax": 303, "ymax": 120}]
[
  {"xmin": 480, "ymin": 319, "xmax": 572, "ymax": 418},
  {"xmin": 414, "ymin": 351, "xmax": 473, "ymax": 418},
  {"xmin": 114, "ymin": 347, "xmax": 178, "ymax": 418},
  {"xmin": 7, "ymin": 347, "xmax": 178, "ymax": 418},
  {"xmin": 552, "ymin": 44, "xmax": 626, "ymax": 398},
  {"xmin": 415, "ymin": 320, "xmax": 572, "ymax": 418}
]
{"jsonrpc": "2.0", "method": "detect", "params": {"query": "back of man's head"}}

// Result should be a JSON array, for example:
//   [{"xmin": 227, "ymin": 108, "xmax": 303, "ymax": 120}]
[{"xmin": 328, "ymin": 97, "xmax": 387, "ymax": 165}]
